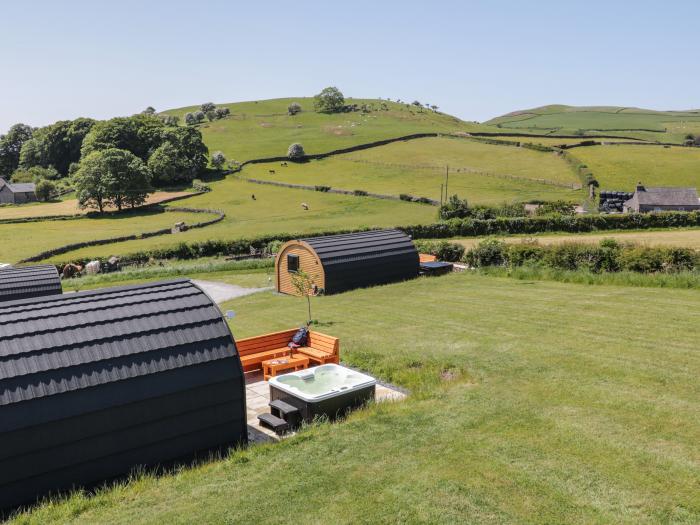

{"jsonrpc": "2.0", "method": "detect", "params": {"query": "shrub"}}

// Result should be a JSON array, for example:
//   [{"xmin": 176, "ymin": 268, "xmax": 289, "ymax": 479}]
[
  {"xmin": 315, "ymin": 185, "xmax": 331, "ymax": 192},
  {"xmin": 507, "ymin": 242, "xmax": 546, "ymax": 267},
  {"xmin": 210, "ymin": 151, "xmax": 226, "ymax": 170},
  {"xmin": 192, "ymin": 179, "xmax": 211, "ymax": 192},
  {"xmin": 439, "ymin": 194, "xmax": 470, "ymax": 220},
  {"xmin": 399, "ymin": 194, "xmax": 413, "ymax": 202},
  {"xmin": 415, "ymin": 197, "xmax": 434, "ymax": 204},
  {"xmin": 414, "ymin": 240, "xmax": 465, "ymax": 261},
  {"xmin": 34, "ymin": 179, "xmax": 56, "ymax": 202},
  {"xmin": 535, "ymin": 201, "xmax": 576, "ymax": 216},
  {"xmin": 288, "ymin": 102, "xmax": 302, "ymax": 115},
  {"xmin": 353, "ymin": 189, "xmax": 368, "ymax": 196},
  {"xmin": 287, "ymin": 143, "xmax": 305, "ymax": 160},
  {"xmin": 463, "ymin": 238, "xmax": 507, "ymax": 267}
]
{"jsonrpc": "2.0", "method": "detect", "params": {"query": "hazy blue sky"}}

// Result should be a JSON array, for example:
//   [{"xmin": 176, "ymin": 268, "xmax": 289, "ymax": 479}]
[{"xmin": 2, "ymin": 0, "xmax": 698, "ymax": 132}]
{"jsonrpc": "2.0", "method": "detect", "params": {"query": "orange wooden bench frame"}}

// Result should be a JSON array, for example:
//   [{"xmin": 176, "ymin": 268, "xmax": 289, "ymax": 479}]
[{"xmin": 236, "ymin": 328, "xmax": 340, "ymax": 373}]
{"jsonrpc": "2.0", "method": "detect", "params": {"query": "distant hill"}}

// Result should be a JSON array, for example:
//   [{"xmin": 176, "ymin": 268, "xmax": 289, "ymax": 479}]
[
  {"xmin": 484, "ymin": 105, "xmax": 700, "ymax": 143},
  {"xmin": 162, "ymin": 98, "xmax": 479, "ymax": 162}
]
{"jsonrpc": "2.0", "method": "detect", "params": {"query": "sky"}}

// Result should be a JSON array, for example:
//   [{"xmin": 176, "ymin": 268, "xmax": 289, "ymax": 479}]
[{"xmin": 1, "ymin": 0, "xmax": 699, "ymax": 132}]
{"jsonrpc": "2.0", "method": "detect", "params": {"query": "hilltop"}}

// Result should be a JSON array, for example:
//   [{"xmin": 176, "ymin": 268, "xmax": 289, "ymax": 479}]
[
  {"xmin": 161, "ymin": 97, "xmax": 479, "ymax": 162},
  {"xmin": 484, "ymin": 104, "xmax": 700, "ymax": 143}
]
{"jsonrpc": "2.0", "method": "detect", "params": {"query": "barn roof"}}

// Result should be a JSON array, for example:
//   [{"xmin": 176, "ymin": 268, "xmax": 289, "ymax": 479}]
[
  {"xmin": 0, "ymin": 279, "xmax": 237, "ymax": 423},
  {"xmin": 0, "ymin": 264, "xmax": 62, "ymax": 303},
  {"xmin": 0, "ymin": 179, "xmax": 35, "ymax": 193},
  {"xmin": 302, "ymin": 229, "xmax": 417, "ymax": 265},
  {"xmin": 626, "ymin": 187, "xmax": 700, "ymax": 207}
]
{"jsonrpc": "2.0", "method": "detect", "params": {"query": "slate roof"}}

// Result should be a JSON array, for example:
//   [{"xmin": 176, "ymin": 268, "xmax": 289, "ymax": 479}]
[
  {"xmin": 302, "ymin": 229, "xmax": 417, "ymax": 265},
  {"xmin": 0, "ymin": 264, "xmax": 62, "ymax": 303},
  {"xmin": 631, "ymin": 187, "xmax": 700, "ymax": 206},
  {"xmin": 0, "ymin": 279, "xmax": 237, "ymax": 412},
  {"xmin": 0, "ymin": 179, "xmax": 35, "ymax": 193}
]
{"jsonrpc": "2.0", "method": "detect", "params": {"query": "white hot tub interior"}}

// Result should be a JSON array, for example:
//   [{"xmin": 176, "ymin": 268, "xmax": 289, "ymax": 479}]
[{"xmin": 271, "ymin": 364, "xmax": 375, "ymax": 400}]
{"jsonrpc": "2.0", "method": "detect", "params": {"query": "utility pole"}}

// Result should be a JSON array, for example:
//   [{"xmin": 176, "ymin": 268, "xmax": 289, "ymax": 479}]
[
  {"xmin": 440, "ymin": 183, "xmax": 444, "ymax": 205},
  {"xmin": 445, "ymin": 165, "xmax": 449, "ymax": 201}
]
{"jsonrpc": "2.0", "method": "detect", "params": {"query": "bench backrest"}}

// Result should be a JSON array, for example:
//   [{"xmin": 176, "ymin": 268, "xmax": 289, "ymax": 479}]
[{"xmin": 236, "ymin": 328, "xmax": 339, "ymax": 357}]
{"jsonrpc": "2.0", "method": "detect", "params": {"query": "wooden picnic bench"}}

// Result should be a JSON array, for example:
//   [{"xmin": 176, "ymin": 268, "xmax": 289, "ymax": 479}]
[{"xmin": 236, "ymin": 328, "xmax": 340, "ymax": 373}]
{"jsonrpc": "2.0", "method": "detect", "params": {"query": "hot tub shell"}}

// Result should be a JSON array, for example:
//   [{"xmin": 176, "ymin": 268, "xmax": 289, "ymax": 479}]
[{"xmin": 268, "ymin": 365, "xmax": 376, "ymax": 423}]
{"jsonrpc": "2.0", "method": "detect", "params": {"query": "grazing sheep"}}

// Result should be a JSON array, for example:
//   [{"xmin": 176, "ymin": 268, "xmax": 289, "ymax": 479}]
[{"xmin": 301, "ymin": 203, "xmax": 309, "ymax": 210}]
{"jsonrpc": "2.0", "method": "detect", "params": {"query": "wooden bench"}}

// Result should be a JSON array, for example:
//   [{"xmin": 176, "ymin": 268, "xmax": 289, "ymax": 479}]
[
  {"xmin": 236, "ymin": 328, "xmax": 340, "ymax": 373},
  {"xmin": 419, "ymin": 253, "xmax": 437, "ymax": 263}
]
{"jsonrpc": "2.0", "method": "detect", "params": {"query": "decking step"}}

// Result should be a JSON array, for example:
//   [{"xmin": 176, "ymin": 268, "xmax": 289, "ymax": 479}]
[
  {"xmin": 257, "ymin": 413, "xmax": 289, "ymax": 435},
  {"xmin": 269, "ymin": 399, "xmax": 299, "ymax": 416}
]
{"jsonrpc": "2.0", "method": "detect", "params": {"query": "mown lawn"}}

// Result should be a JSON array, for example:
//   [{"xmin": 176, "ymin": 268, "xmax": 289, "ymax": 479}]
[
  {"xmin": 0, "ymin": 208, "xmax": 215, "ymax": 264},
  {"xmin": 244, "ymin": 137, "xmax": 583, "ymax": 204},
  {"xmin": 572, "ymin": 145, "xmax": 700, "ymax": 191},
  {"xmin": 43, "ymin": 178, "xmax": 437, "ymax": 264},
  {"xmin": 162, "ymin": 98, "xmax": 475, "ymax": 162},
  {"xmin": 14, "ymin": 274, "xmax": 700, "ymax": 524}
]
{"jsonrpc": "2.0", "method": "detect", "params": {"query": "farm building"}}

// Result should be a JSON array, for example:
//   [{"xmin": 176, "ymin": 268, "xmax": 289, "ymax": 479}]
[
  {"xmin": 623, "ymin": 183, "xmax": 700, "ymax": 213},
  {"xmin": 0, "ymin": 264, "xmax": 62, "ymax": 303},
  {"xmin": 0, "ymin": 179, "xmax": 37, "ymax": 204},
  {"xmin": 275, "ymin": 229, "xmax": 419, "ymax": 295},
  {"xmin": 0, "ymin": 279, "xmax": 247, "ymax": 510}
]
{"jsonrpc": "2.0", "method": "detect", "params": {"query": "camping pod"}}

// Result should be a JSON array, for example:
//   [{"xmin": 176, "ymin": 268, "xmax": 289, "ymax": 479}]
[
  {"xmin": 0, "ymin": 279, "xmax": 247, "ymax": 510},
  {"xmin": 276, "ymin": 229, "xmax": 419, "ymax": 295},
  {"xmin": 0, "ymin": 264, "xmax": 62, "ymax": 303}
]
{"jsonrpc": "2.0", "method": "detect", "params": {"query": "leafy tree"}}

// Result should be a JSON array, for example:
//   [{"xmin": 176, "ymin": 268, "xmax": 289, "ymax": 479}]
[
  {"xmin": 194, "ymin": 111, "xmax": 205, "ymax": 123},
  {"xmin": 160, "ymin": 114, "xmax": 179, "ymax": 126},
  {"xmin": 211, "ymin": 151, "xmax": 226, "ymax": 170},
  {"xmin": 81, "ymin": 115, "xmax": 163, "ymax": 161},
  {"xmin": 185, "ymin": 112, "xmax": 197, "ymax": 126},
  {"xmin": 147, "ymin": 142, "xmax": 189, "ymax": 185},
  {"xmin": 438, "ymin": 194, "xmax": 470, "ymax": 220},
  {"xmin": 206, "ymin": 110, "xmax": 218, "ymax": 122},
  {"xmin": 290, "ymin": 270, "xmax": 319, "ymax": 324},
  {"xmin": 19, "ymin": 118, "xmax": 95, "ymax": 176},
  {"xmin": 0, "ymin": 123, "xmax": 34, "ymax": 177},
  {"xmin": 74, "ymin": 148, "xmax": 152, "ymax": 212},
  {"xmin": 159, "ymin": 126, "xmax": 208, "ymax": 179},
  {"xmin": 34, "ymin": 179, "xmax": 56, "ymax": 202},
  {"xmin": 12, "ymin": 165, "xmax": 60, "ymax": 182},
  {"xmin": 287, "ymin": 143, "xmax": 305, "ymax": 160},
  {"xmin": 142, "ymin": 106, "xmax": 156, "ymax": 115},
  {"xmin": 313, "ymin": 86, "xmax": 345, "ymax": 113},
  {"xmin": 200, "ymin": 102, "xmax": 216, "ymax": 113},
  {"xmin": 288, "ymin": 102, "xmax": 302, "ymax": 115},
  {"xmin": 215, "ymin": 107, "xmax": 230, "ymax": 119}
]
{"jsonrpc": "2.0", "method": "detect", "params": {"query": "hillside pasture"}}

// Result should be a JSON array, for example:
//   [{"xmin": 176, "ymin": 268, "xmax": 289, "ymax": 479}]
[
  {"xmin": 162, "ymin": 98, "xmax": 474, "ymax": 162},
  {"xmin": 244, "ymin": 137, "xmax": 583, "ymax": 204},
  {"xmin": 572, "ymin": 144, "xmax": 700, "ymax": 190},
  {"xmin": 38, "ymin": 177, "xmax": 438, "ymax": 264},
  {"xmin": 13, "ymin": 273, "xmax": 700, "ymax": 524}
]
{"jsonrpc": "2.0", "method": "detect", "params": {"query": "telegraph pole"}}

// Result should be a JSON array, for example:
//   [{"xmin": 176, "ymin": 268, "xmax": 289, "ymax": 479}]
[{"xmin": 445, "ymin": 165, "xmax": 449, "ymax": 200}]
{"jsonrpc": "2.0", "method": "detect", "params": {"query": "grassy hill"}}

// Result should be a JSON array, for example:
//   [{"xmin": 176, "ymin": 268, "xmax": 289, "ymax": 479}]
[
  {"xmin": 485, "ymin": 105, "xmax": 700, "ymax": 143},
  {"xmin": 243, "ymin": 136, "xmax": 583, "ymax": 204},
  {"xmin": 13, "ymin": 273, "xmax": 700, "ymax": 524},
  {"xmin": 162, "ymin": 98, "xmax": 477, "ymax": 162}
]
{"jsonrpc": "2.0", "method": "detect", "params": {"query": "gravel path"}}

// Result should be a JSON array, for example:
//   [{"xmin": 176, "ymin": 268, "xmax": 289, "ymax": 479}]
[{"xmin": 191, "ymin": 280, "xmax": 272, "ymax": 304}]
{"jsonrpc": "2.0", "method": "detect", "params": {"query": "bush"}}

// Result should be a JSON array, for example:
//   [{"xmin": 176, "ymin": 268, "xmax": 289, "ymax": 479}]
[
  {"xmin": 439, "ymin": 194, "xmax": 470, "ymax": 219},
  {"xmin": 192, "ymin": 179, "xmax": 211, "ymax": 192},
  {"xmin": 34, "ymin": 179, "xmax": 56, "ymax": 202},
  {"xmin": 210, "ymin": 151, "xmax": 226, "ymax": 170},
  {"xmin": 353, "ymin": 189, "xmax": 368, "ymax": 196},
  {"xmin": 535, "ymin": 201, "xmax": 576, "ymax": 216},
  {"xmin": 287, "ymin": 143, "xmax": 305, "ymax": 160},
  {"xmin": 414, "ymin": 240, "xmax": 465, "ymax": 262},
  {"xmin": 315, "ymin": 185, "xmax": 331, "ymax": 192},
  {"xmin": 463, "ymin": 238, "xmax": 507, "ymax": 267},
  {"xmin": 399, "ymin": 194, "xmax": 412, "ymax": 202},
  {"xmin": 506, "ymin": 242, "xmax": 546, "ymax": 267},
  {"xmin": 288, "ymin": 102, "xmax": 302, "ymax": 115}
]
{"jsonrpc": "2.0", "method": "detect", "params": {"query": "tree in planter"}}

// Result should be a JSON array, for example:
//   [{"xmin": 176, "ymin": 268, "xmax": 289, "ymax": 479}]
[{"xmin": 290, "ymin": 269, "xmax": 318, "ymax": 325}]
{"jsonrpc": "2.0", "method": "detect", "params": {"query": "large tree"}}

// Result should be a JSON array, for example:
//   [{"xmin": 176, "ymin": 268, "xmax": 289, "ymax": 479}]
[
  {"xmin": 313, "ymin": 86, "xmax": 345, "ymax": 113},
  {"xmin": 74, "ymin": 148, "xmax": 152, "ymax": 212},
  {"xmin": 147, "ymin": 142, "xmax": 189, "ymax": 184},
  {"xmin": 81, "ymin": 114, "xmax": 164, "ymax": 161},
  {"xmin": 19, "ymin": 118, "xmax": 95, "ymax": 176},
  {"xmin": 0, "ymin": 123, "xmax": 33, "ymax": 177}
]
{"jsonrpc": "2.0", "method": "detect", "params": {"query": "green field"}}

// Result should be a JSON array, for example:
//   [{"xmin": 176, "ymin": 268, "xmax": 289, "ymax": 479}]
[
  {"xmin": 484, "ymin": 105, "xmax": 700, "ymax": 143},
  {"xmin": 572, "ymin": 145, "xmax": 700, "ymax": 190},
  {"xmin": 162, "ymin": 98, "xmax": 475, "ymax": 161},
  {"xmin": 0, "ymin": 208, "xmax": 214, "ymax": 264},
  {"xmin": 14, "ymin": 273, "xmax": 700, "ymax": 524},
  {"xmin": 244, "ymin": 137, "xmax": 583, "ymax": 204},
  {"xmin": 38, "ymin": 177, "xmax": 437, "ymax": 264}
]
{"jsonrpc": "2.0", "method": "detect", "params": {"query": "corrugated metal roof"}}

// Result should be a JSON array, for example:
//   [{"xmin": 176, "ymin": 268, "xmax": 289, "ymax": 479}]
[
  {"xmin": 303, "ymin": 229, "xmax": 416, "ymax": 264},
  {"xmin": 0, "ymin": 279, "xmax": 238, "ymax": 408},
  {"xmin": 0, "ymin": 265, "xmax": 62, "ymax": 303},
  {"xmin": 0, "ymin": 179, "xmax": 35, "ymax": 193},
  {"xmin": 633, "ymin": 187, "xmax": 700, "ymax": 206}
]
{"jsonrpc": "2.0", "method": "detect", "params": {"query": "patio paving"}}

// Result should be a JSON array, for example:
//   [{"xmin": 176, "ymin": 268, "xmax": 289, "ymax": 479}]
[{"xmin": 245, "ymin": 368, "xmax": 407, "ymax": 443}]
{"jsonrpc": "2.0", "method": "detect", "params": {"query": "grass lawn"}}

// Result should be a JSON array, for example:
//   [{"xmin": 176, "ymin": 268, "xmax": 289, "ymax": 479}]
[
  {"xmin": 245, "ymin": 137, "xmax": 583, "ymax": 204},
  {"xmin": 451, "ymin": 227, "xmax": 700, "ymax": 250},
  {"xmin": 14, "ymin": 273, "xmax": 700, "ymax": 524},
  {"xmin": 162, "ymin": 98, "xmax": 475, "ymax": 162},
  {"xmin": 571, "ymin": 145, "xmax": 700, "ymax": 191},
  {"xmin": 42, "ymin": 177, "xmax": 437, "ymax": 264},
  {"xmin": 0, "ymin": 208, "xmax": 216, "ymax": 264}
]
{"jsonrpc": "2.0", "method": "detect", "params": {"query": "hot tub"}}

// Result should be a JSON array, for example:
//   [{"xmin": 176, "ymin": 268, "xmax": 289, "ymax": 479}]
[{"xmin": 268, "ymin": 364, "xmax": 376, "ymax": 423}]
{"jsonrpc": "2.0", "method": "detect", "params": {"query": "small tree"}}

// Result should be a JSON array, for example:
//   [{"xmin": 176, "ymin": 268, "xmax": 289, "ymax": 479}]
[
  {"xmin": 215, "ymin": 107, "xmax": 230, "ymax": 119},
  {"xmin": 211, "ymin": 151, "xmax": 226, "ymax": 170},
  {"xmin": 200, "ymin": 102, "xmax": 216, "ymax": 113},
  {"xmin": 288, "ymin": 102, "xmax": 302, "ymax": 115},
  {"xmin": 206, "ymin": 110, "xmax": 218, "ymax": 122},
  {"xmin": 142, "ymin": 106, "xmax": 156, "ymax": 115},
  {"xmin": 184, "ymin": 112, "xmax": 196, "ymax": 126},
  {"xmin": 313, "ymin": 86, "xmax": 345, "ymax": 113},
  {"xmin": 290, "ymin": 270, "xmax": 318, "ymax": 324},
  {"xmin": 287, "ymin": 143, "xmax": 305, "ymax": 161},
  {"xmin": 34, "ymin": 179, "xmax": 56, "ymax": 201}
]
